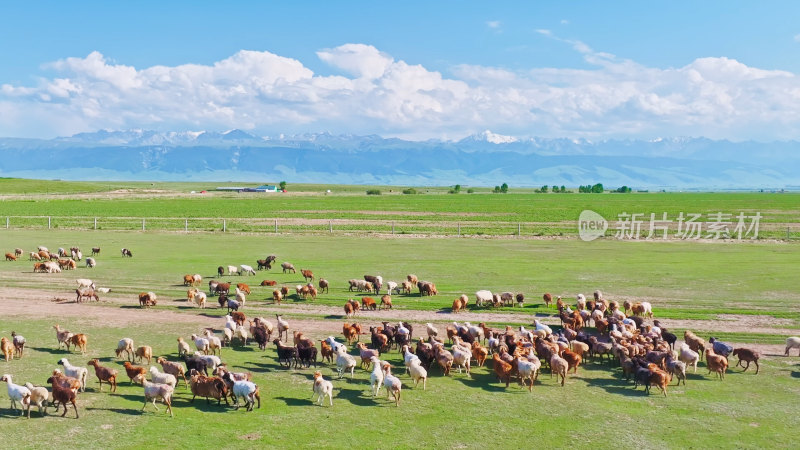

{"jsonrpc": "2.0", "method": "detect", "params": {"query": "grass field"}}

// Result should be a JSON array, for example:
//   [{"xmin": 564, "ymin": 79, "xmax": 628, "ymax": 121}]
[
  {"xmin": 0, "ymin": 227, "xmax": 798, "ymax": 448},
  {"xmin": 1, "ymin": 230, "xmax": 799, "ymax": 317},
  {"xmin": 0, "ymin": 178, "xmax": 799, "ymax": 448},
  {"xmin": 1, "ymin": 178, "xmax": 799, "ymax": 238},
  {"xmin": 1, "ymin": 317, "xmax": 798, "ymax": 449}
]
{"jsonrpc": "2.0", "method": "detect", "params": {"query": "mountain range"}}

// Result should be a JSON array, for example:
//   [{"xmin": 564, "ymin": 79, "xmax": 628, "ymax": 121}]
[{"xmin": 0, "ymin": 129, "xmax": 798, "ymax": 189}]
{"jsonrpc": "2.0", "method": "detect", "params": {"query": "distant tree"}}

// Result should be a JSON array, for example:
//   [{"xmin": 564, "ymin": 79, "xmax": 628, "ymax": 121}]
[
  {"xmin": 615, "ymin": 185, "xmax": 632, "ymax": 193},
  {"xmin": 454, "ymin": 184, "xmax": 461, "ymax": 193},
  {"xmin": 279, "ymin": 181, "xmax": 287, "ymax": 190},
  {"xmin": 578, "ymin": 184, "xmax": 604, "ymax": 193},
  {"xmin": 551, "ymin": 185, "xmax": 559, "ymax": 193},
  {"xmin": 467, "ymin": 188, "xmax": 475, "ymax": 193},
  {"xmin": 493, "ymin": 185, "xmax": 501, "ymax": 193},
  {"xmin": 560, "ymin": 185, "xmax": 566, "ymax": 193},
  {"xmin": 500, "ymin": 183, "xmax": 508, "ymax": 193},
  {"xmin": 540, "ymin": 185, "xmax": 548, "ymax": 193}
]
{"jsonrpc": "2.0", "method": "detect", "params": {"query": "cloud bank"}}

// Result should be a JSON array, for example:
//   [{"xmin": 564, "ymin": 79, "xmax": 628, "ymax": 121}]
[{"xmin": 2, "ymin": 40, "xmax": 800, "ymax": 140}]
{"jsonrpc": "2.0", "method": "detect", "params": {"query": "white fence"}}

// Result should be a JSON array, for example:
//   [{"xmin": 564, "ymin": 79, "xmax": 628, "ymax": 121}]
[{"xmin": 2, "ymin": 216, "xmax": 796, "ymax": 239}]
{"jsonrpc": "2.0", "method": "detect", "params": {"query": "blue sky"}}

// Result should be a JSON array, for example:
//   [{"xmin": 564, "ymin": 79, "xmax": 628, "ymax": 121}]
[{"xmin": 2, "ymin": 1, "xmax": 800, "ymax": 140}]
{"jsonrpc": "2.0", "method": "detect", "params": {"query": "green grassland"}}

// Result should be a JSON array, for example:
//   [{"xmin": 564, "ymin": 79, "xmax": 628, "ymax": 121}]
[
  {"xmin": 0, "ymin": 230, "xmax": 798, "ymax": 448},
  {"xmin": 1, "ymin": 316, "xmax": 797, "ymax": 449},
  {"xmin": 1, "ymin": 317, "xmax": 798, "ymax": 449},
  {"xmin": 1, "ymin": 178, "xmax": 798, "ymax": 223},
  {"xmin": 1, "ymin": 178, "xmax": 799, "ymax": 238},
  {"xmin": 0, "ymin": 178, "xmax": 464, "ymax": 196},
  {"xmin": 1, "ymin": 230, "xmax": 799, "ymax": 319},
  {"xmin": 0, "ymin": 181, "xmax": 799, "ymax": 448}
]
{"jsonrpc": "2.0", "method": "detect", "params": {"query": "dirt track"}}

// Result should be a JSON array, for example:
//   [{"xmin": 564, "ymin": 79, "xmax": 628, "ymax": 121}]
[{"xmin": 2, "ymin": 287, "xmax": 794, "ymax": 357}]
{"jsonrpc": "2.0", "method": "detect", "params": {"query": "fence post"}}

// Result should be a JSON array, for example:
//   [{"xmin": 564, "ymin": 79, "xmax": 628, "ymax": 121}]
[
  {"xmin": 48, "ymin": 216, "xmax": 51, "ymax": 229},
  {"xmin": 518, "ymin": 223, "xmax": 521, "ymax": 237},
  {"xmin": 223, "ymin": 219, "xmax": 226, "ymax": 232},
  {"xmin": 5, "ymin": 217, "xmax": 8, "ymax": 229},
  {"xmin": 788, "ymin": 227, "xmax": 791, "ymax": 240},
  {"xmin": 142, "ymin": 218, "xmax": 145, "ymax": 231},
  {"xmin": 392, "ymin": 221, "xmax": 395, "ymax": 235},
  {"xmin": 329, "ymin": 220, "xmax": 332, "ymax": 233},
  {"xmin": 185, "ymin": 219, "xmax": 188, "ymax": 232},
  {"xmin": 94, "ymin": 217, "xmax": 97, "ymax": 230},
  {"xmin": 274, "ymin": 219, "xmax": 278, "ymax": 233},
  {"xmin": 458, "ymin": 223, "xmax": 460, "ymax": 236}
]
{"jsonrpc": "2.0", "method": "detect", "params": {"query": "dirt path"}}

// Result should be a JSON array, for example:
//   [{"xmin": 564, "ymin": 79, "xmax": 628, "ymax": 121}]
[
  {"xmin": 3, "ymin": 289, "xmax": 793, "ymax": 358},
  {"xmin": 3, "ymin": 288, "xmax": 796, "ymax": 339}
]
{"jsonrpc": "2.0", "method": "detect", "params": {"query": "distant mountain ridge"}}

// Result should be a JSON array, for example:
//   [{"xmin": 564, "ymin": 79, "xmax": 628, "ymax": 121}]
[{"xmin": 0, "ymin": 130, "xmax": 798, "ymax": 189}]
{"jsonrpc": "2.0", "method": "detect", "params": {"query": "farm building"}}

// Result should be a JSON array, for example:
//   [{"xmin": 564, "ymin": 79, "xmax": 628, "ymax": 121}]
[
  {"xmin": 243, "ymin": 185, "xmax": 278, "ymax": 192},
  {"xmin": 215, "ymin": 185, "xmax": 278, "ymax": 193},
  {"xmin": 215, "ymin": 186, "xmax": 247, "ymax": 192}
]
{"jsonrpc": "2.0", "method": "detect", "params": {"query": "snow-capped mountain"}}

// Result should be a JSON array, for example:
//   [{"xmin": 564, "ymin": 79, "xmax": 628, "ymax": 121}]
[{"xmin": 0, "ymin": 130, "xmax": 798, "ymax": 189}]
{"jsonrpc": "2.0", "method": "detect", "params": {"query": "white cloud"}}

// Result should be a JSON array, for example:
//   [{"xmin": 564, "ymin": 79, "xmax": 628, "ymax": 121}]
[
  {"xmin": 487, "ymin": 20, "xmax": 501, "ymax": 29},
  {"xmin": 2, "ymin": 40, "xmax": 800, "ymax": 141},
  {"xmin": 795, "ymin": 33, "xmax": 800, "ymax": 42},
  {"xmin": 317, "ymin": 44, "xmax": 392, "ymax": 79}
]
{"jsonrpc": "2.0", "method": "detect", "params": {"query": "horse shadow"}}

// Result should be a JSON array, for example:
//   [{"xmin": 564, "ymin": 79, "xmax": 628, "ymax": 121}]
[
  {"xmin": 274, "ymin": 396, "xmax": 309, "ymax": 407},
  {"xmin": 584, "ymin": 375, "xmax": 644, "ymax": 397},
  {"xmin": 240, "ymin": 362, "xmax": 273, "ymax": 373},
  {"xmin": 84, "ymin": 406, "xmax": 142, "ymax": 416},
  {"xmin": 335, "ymin": 386, "xmax": 381, "ymax": 406},
  {"xmin": 178, "ymin": 398, "xmax": 233, "ymax": 413},
  {"xmin": 115, "ymin": 392, "xmax": 148, "ymax": 403},
  {"xmin": 29, "ymin": 346, "xmax": 67, "ymax": 355},
  {"xmin": 452, "ymin": 371, "xmax": 512, "ymax": 393},
  {"xmin": 249, "ymin": 360, "xmax": 289, "ymax": 372},
  {"xmin": 199, "ymin": 312, "xmax": 226, "ymax": 319},
  {"xmin": 228, "ymin": 345, "xmax": 257, "ymax": 352},
  {"xmin": 0, "ymin": 408, "xmax": 32, "ymax": 418}
]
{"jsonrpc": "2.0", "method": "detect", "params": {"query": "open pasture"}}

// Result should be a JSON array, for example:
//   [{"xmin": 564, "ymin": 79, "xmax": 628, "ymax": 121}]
[
  {"xmin": 1, "ymin": 230, "xmax": 800, "ymax": 318},
  {"xmin": 1, "ymin": 178, "xmax": 799, "ymax": 238},
  {"xmin": 0, "ymin": 229, "xmax": 798, "ymax": 448}
]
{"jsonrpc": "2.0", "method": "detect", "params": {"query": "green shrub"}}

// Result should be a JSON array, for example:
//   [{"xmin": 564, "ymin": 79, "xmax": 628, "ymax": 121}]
[
  {"xmin": 366, "ymin": 189, "xmax": 381, "ymax": 195},
  {"xmin": 402, "ymin": 188, "xmax": 417, "ymax": 194}
]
